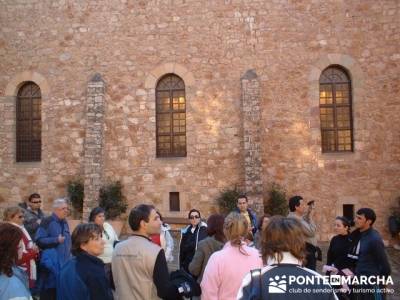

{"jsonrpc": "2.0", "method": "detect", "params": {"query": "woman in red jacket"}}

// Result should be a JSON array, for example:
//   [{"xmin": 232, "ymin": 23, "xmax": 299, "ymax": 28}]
[{"xmin": 3, "ymin": 206, "xmax": 39, "ymax": 289}]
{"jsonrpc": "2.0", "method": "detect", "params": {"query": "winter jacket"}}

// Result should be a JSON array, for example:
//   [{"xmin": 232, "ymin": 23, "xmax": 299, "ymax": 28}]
[
  {"xmin": 188, "ymin": 236, "xmax": 224, "ymax": 282},
  {"xmin": 98, "ymin": 222, "xmax": 119, "ymax": 264},
  {"xmin": 38, "ymin": 248, "xmax": 60, "ymax": 290},
  {"xmin": 8, "ymin": 222, "xmax": 38, "ymax": 289},
  {"xmin": 179, "ymin": 222, "xmax": 207, "ymax": 271},
  {"xmin": 160, "ymin": 224, "xmax": 174, "ymax": 262},
  {"xmin": 326, "ymin": 234, "xmax": 353, "ymax": 271},
  {"xmin": 56, "ymin": 256, "xmax": 88, "ymax": 300},
  {"xmin": 200, "ymin": 242, "xmax": 263, "ymax": 300},
  {"xmin": 18, "ymin": 227, "xmax": 38, "ymax": 288},
  {"xmin": 234, "ymin": 208, "xmax": 258, "ymax": 235},
  {"xmin": 237, "ymin": 252, "xmax": 338, "ymax": 300},
  {"xmin": 346, "ymin": 229, "xmax": 361, "ymax": 269},
  {"xmin": 35, "ymin": 214, "xmax": 71, "ymax": 293},
  {"xmin": 23, "ymin": 207, "xmax": 46, "ymax": 238},
  {"xmin": 0, "ymin": 266, "xmax": 32, "ymax": 300},
  {"xmin": 57, "ymin": 251, "xmax": 113, "ymax": 300},
  {"xmin": 355, "ymin": 227, "xmax": 391, "ymax": 277},
  {"xmin": 35, "ymin": 213, "xmax": 71, "ymax": 265}
]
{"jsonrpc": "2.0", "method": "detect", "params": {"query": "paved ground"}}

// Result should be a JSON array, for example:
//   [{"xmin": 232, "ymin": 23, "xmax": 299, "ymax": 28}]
[
  {"xmin": 168, "ymin": 231, "xmax": 400, "ymax": 299},
  {"xmin": 380, "ymin": 246, "xmax": 400, "ymax": 299}
]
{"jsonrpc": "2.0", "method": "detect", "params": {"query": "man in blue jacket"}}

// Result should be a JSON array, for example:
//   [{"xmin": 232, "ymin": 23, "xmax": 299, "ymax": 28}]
[
  {"xmin": 35, "ymin": 198, "xmax": 71, "ymax": 300},
  {"xmin": 353, "ymin": 208, "xmax": 391, "ymax": 300}
]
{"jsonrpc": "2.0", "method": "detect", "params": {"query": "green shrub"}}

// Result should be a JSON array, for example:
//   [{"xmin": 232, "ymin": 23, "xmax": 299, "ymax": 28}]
[
  {"xmin": 67, "ymin": 179, "xmax": 84, "ymax": 218},
  {"xmin": 216, "ymin": 186, "xmax": 243, "ymax": 215},
  {"xmin": 264, "ymin": 183, "xmax": 288, "ymax": 216},
  {"xmin": 99, "ymin": 181, "xmax": 128, "ymax": 220}
]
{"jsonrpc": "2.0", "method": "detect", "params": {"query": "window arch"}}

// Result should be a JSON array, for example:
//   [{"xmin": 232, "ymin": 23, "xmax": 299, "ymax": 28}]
[
  {"xmin": 16, "ymin": 82, "xmax": 42, "ymax": 162},
  {"xmin": 156, "ymin": 74, "xmax": 186, "ymax": 157},
  {"xmin": 319, "ymin": 66, "xmax": 353, "ymax": 152}
]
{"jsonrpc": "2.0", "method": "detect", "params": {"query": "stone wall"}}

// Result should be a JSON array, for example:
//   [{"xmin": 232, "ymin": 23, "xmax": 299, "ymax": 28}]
[{"xmin": 0, "ymin": 0, "xmax": 399, "ymax": 240}]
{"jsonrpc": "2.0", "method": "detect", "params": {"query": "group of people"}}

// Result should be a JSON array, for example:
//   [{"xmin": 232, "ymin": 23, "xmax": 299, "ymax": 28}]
[
  {"xmin": 0, "ymin": 195, "xmax": 121, "ymax": 300},
  {"xmin": 0, "ymin": 192, "xmax": 393, "ymax": 300}
]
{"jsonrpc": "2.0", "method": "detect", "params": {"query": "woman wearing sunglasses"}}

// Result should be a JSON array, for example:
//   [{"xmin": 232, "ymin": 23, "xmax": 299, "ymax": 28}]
[{"xmin": 179, "ymin": 209, "xmax": 207, "ymax": 273}]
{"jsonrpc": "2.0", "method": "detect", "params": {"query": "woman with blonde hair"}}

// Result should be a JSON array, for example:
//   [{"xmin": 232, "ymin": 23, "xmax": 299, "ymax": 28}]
[{"xmin": 200, "ymin": 212, "xmax": 262, "ymax": 300}]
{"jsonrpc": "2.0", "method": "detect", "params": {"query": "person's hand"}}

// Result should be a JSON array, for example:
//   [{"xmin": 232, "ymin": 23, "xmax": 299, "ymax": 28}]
[
  {"xmin": 58, "ymin": 234, "xmax": 65, "ymax": 244},
  {"xmin": 32, "ymin": 244, "xmax": 39, "ymax": 253},
  {"xmin": 310, "ymin": 207, "xmax": 315, "ymax": 218},
  {"xmin": 322, "ymin": 265, "xmax": 338, "ymax": 274}
]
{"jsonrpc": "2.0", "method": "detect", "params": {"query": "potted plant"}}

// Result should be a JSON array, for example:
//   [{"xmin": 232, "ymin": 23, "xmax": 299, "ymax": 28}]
[
  {"xmin": 99, "ymin": 181, "xmax": 128, "ymax": 235},
  {"xmin": 264, "ymin": 183, "xmax": 288, "ymax": 216},
  {"xmin": 66, "ymin": 179, "xmax": 84, "ymax": 231},
  {"xmin": 216, "ymin": 186, "xmax": 243, "ymax": 216}
]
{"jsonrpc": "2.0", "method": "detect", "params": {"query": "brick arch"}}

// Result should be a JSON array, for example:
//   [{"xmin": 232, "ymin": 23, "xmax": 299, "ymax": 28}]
[
  {"xmin": 5, "ymin": 71, "xmax": 50, "ymax": 97},
  {"xmin": 144, "ymin": 63, "xmax": 195, "ymax": 89},
  {"xmin": 308, "ymin": 53, "xmax": 364, "ymax": 104}
]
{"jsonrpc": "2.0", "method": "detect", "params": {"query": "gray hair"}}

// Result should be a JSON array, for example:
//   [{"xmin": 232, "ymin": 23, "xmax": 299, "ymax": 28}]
[{"xmin": 52, "ymin": 198, "xmax": 68, "ymax": 209}]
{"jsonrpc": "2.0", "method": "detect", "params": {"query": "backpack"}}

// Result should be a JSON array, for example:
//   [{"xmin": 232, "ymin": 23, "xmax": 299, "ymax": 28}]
[
  {"xmin": 248, "ymin": 268, "xmax": 262, "ymax": 300},
  {"xmin": 170, "ymin": 269, "xmax": 201, "ymax": 299}
]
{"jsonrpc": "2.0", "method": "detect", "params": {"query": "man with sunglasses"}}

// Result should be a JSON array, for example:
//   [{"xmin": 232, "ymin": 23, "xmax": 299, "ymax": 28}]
[{"xmin": 23, "ymin": 193, "xmax": 46, "ymax": 238}]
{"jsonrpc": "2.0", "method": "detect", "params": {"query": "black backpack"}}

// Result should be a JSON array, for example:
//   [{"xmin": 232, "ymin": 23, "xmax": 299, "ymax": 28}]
[
  {"xmin": 248, "ymin": 268, "xmax": 262, "ymax": 300},
  {"xmin": 170, "ymin": 269, "xmax": 201, "ymax": 299}
]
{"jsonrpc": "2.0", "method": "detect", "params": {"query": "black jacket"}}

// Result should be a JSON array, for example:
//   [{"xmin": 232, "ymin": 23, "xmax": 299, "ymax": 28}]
[
  {"xmin": 355, "ymin": 228, "xmax": 391, "ymax": 277},
  {"xmin": 179, "ymin": 222, "xmax": 207, "ymax": 272},
  {"xmin": 238, "ymin": 253, "xmax": 338, "ymax": 300},
  {"xmin": 327, "ymin": 234, "xmax": 353, "ymax": 270}
]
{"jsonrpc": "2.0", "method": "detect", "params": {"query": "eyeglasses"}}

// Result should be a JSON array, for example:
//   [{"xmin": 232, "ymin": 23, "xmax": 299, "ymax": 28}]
[
  {"xmin": 17, "ymin": 215, "xmax": 24, "ymax": 219},
  {"xmin": 189, "ymin": 215, "xmax": 200, "ymax": 220},
  {"xmin": 30, "ymin": 200, "xmax": 41, "ymax": 204}
]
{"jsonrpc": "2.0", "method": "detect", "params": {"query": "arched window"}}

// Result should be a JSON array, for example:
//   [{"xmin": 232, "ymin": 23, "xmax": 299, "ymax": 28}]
[
  {"xmin": 319, "ymin": 66, "xmax": 353, "ymax": 152},
  {"xmin": 16, "ymin": 82, "xmax": 41, "ymax": 162},
  {"xmin": 156, "ymin": 74, "xmax": 186, "ymax": 157}
]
